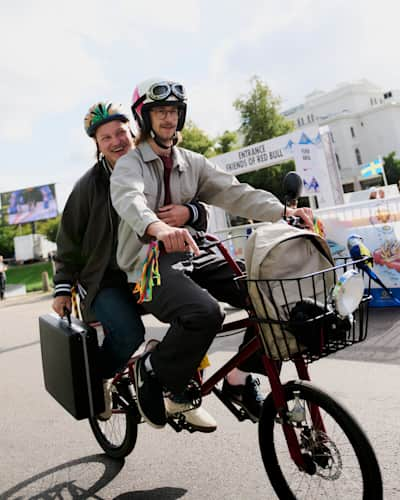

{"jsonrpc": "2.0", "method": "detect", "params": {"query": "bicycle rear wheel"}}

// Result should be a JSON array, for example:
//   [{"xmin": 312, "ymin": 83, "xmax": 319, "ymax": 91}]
[
  {"xmin": 89, "ymin": 378, "xmax": 139, "ymax": 459},
  {"xmin": 258, "ymin": 381, "xmax": 382, "ymax": 499}
]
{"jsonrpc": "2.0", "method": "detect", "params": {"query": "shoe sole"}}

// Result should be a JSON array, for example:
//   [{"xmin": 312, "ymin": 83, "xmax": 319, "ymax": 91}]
[
  {"xmin": 134, "ymin": 357, "xmax": 166, "ymax": 429},
  {"xmin": 189, "ymin": 424, "xmax": 217, "ymax": 433}
]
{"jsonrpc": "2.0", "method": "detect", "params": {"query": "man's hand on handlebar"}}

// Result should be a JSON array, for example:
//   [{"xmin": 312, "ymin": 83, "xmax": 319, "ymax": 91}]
[
  {"xmin": 52, "ymin": 295, "xmax": 72, "ymax": 317},
  {"xmin": 285, "ymin": 206, "xmax": 314, "ymax": 231},
  {"xmin": 146, "ymin": 221, "xmax": 200, "ymax": 256}
]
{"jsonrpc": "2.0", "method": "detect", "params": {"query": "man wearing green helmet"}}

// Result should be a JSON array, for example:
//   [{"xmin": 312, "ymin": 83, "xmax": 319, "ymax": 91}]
[
  {"xmin": 110, "ymin": 78, "xmax": 314, "ymax": 429},
  {"xmin": 52, "ymin": 101, "xmax": 215, "ymax": 430}
]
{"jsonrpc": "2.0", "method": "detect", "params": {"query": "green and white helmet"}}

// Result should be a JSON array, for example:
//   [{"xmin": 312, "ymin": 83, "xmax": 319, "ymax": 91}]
[{"xmin": 84, "ymin": 101, "xmax": 129, "ymax": 137}]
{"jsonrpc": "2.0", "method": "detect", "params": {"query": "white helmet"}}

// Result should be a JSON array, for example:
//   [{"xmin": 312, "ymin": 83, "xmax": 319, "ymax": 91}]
[{"xmin": 131, "ymin": 78, "xmax": 187, "ymax": 133}]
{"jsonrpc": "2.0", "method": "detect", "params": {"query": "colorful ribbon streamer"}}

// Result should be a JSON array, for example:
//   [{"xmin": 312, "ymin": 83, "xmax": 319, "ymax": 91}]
[{"xmin": 134, "ymin": 241, "xmax": 161, "ymax": 303}]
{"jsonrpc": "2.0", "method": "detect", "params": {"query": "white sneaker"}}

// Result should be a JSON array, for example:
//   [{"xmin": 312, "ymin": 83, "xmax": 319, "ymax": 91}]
[
  {"xmin": 165, "ymin": 397, "xmax": 217, "ymax": 433},
  {"xmin": 98, "ymin": 378, "xmax": 114, "ymax": 421}
]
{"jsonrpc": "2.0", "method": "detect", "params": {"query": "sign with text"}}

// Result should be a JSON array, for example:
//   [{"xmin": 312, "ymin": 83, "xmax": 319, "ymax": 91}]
[{"xmin": 213, "ymin": 126, "xmax": 342, "ymax": 208}]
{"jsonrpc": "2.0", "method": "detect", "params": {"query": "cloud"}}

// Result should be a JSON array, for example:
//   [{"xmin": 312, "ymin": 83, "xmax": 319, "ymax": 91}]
[
  {"xmin": 2, "ymin": 0, "xmax": 400, "ymax": 204},
  {"xmin": 0, "ymin": 0, "xmax": 201, "ymax": 141},
  {"xmin": 0, "ymin": 3, "xmax": 110, "ymax": 140}
]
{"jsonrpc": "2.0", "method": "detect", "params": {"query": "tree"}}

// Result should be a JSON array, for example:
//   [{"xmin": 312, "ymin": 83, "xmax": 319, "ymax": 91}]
[
  {"xmin": 238, "ymin": 160, "xmax": 296, "ymax": 203},
  {"xmin": 214, "ymin": 130, "xmax": 239, "ymax": 155},
  {"xmin": 37, "ymin": 216, "xmax": 61, "ymax": 242},
  {"xmin": 0, "ymin": 223, "xmax": 31, "ymax": 258},
  {"xmin": 0, "ymin": 225, "xmax": 18, "ymax": 257},
  {"xmin": 0, "ymin": 215, "xmax": 60, "ymax": 258},
  {"xmin": 383, "ymin": 151, "xmax": 400, "ymax": 186},
  {"xmin": 234, "ymin": 76, "xmax": 294, "ymax": 146},
  {"xmin": 180, "ymin": 120, "xmax": 214, "ymax": 157},
  {"xmin": 233, "ymin": 77, "xmax": 299, "ymax": 202}
]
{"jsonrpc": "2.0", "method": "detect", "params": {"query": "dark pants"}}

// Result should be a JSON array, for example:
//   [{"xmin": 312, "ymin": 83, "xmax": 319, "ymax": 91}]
[
  {"xmin": 0, "ymin": 273, "xmax": 5, "ymax": 300},
  {"xmin": 92, "ymin": 286, "xmax": 145, "ymax": 379},
  {"xmin": 137, "ymin": 251, "xmax": 264, "ymax": 393}
]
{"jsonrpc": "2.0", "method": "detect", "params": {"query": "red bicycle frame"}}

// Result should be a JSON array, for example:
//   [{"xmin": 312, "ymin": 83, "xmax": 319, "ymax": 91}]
[{"xmin": 199, "ymin": 234, "xmax": 325, "ymax": 470}]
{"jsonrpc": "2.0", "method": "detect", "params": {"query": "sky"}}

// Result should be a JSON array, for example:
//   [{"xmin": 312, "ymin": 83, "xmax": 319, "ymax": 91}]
[{"xmin": 1, "ymin": 0, "xmax": 400, "ymax": 210}]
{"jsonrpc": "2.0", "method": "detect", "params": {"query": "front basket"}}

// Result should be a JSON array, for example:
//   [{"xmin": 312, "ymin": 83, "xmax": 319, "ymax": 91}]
[{"xmin": 245, "ymin": 257, "xmax": 371, "ymax": 363}]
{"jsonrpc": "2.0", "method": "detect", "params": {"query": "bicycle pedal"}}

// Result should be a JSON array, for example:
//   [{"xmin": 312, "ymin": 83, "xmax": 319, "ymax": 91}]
[
  {"xmin": 167, "ymin": 413, "xmax": 200, "ymax": 434},
  {"xmin": 212, "ymin": 387, "xmax": 251, "ymax": 422}
]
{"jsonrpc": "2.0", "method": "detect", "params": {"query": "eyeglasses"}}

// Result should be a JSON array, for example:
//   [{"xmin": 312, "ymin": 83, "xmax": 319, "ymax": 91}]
[
  {"xmin": 150, "ymin": 108, "xmax": 179, "ymax": 119},
  {"xmin": 148, "ymin": 81, "xmax": 186, "ymax": 102}
]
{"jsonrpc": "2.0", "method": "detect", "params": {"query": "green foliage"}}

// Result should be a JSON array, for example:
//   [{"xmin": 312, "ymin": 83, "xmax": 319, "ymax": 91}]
[
  {"xmin": 6, "ymin": 261, "xmax": 53, "ymax": 292},
  {"xmin": 0, "ymin": 216, "xmax": 59, "ymax": 258},
  {"xmin": 180, "ymin": 120, "xmax": 214, "ymax": 157},
  {"xmin": 383, "ymin": 151, "xmax": 400, "ymax": 186},
  {"xmin": 234, "ymin": 76, "xmax": 294, "ymax": 146},
  {"xmin": 214, "ymin": 130, "xmax": 239, "ymax": 155},
  {"xmin": 36, "ymin": 216, "xmax": 61, "ymax": 242},
  {"xmin": 238, "ymin": 160, "xmax": 299, "ymax": 203},
  {"xmin": 0, "ymin": 224, "xmax": 30, "ymax": 258},
  {"xmin": 0, "ymin": 226, "xmax": 17, "ymax": 257}
]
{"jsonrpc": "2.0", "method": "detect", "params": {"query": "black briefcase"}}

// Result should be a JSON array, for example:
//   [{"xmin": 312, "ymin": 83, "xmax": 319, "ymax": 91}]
[{"xmin": 39, "ymin": 313, "xmax": 104, "ymax": 420}]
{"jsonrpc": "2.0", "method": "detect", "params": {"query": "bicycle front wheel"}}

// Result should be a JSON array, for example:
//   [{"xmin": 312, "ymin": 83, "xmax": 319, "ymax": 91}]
[
  {"xmin": 258, "ymin": 381, "xmax": 382, "ymax": 499},
  {"xmin": 89, "ymin": 379, "xmax": 139, "ymax": 459}
]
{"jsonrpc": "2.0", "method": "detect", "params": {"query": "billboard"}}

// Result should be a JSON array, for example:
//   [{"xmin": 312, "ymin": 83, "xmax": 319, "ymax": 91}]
[{"xmin": 1, "ymin": 184, "xmax": 58, "ymax": 225}]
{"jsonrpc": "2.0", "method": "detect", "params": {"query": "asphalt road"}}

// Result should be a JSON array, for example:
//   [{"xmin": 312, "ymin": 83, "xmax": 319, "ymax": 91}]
[{"xmin": 0, "ymin": 293, "xmax": 399, "ymax": 499}]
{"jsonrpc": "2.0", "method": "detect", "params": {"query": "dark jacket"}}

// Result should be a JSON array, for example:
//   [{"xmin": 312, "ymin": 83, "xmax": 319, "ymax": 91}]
[
  {"xmin": 54, "ymin": 158, "xmax": 208, "ymax": 321},
  {"xmin": 54, "ymin": 160, "xmax": 118, "ymax": 321}
]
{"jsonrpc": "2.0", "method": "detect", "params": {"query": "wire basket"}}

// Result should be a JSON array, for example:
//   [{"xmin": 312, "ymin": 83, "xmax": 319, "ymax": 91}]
[{"xmin": 245, "ymin": 257, "xmax": 371, "ymax": 363}]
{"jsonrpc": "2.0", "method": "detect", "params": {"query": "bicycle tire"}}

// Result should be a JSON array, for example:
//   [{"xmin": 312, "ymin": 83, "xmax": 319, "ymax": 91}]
[
  {"xmin": 258, "ymin": 381, "xmax": 382, "ymax": 499},
  {"xmin": 89, "ymin": 382, "xmax": 139, "ymax": 459}
]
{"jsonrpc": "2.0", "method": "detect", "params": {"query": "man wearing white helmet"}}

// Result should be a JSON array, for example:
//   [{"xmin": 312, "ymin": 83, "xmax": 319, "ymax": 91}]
[
  {"xmin": 53, "ymin": 101, "xmax": 213, "ymax": 430},
  {"xmin": 110, "ymin": 79, "xmax": 314, "ymax": 429}
]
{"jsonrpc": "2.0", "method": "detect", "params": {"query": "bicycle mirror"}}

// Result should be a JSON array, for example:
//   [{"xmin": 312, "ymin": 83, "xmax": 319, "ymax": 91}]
[{"xmin": 283, "ymin": 171, "xmax": 303, "ymax": 205}]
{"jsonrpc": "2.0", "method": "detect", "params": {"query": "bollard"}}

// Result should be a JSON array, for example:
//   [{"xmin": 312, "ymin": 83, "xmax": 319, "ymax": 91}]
[{"xmin": 42, "ymin": 271, "xmax": 50, "ymax": 292}]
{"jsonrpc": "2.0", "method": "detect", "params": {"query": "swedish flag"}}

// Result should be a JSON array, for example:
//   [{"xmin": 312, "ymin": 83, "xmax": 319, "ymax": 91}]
[{"xmin": 360, "ymin": 158, "xmax": 383, "ymax": 178}]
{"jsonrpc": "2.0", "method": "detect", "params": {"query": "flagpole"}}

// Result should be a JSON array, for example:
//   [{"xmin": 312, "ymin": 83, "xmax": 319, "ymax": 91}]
[{"xmin": 380, "ymin": 155, "xmax": 388, "ymax": 186}]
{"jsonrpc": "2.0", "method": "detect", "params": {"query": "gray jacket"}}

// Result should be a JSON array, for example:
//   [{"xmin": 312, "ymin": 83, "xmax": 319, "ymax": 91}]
[{"xmin": 110, "ymin": 141, "xmax": 285, "ymax": 281}]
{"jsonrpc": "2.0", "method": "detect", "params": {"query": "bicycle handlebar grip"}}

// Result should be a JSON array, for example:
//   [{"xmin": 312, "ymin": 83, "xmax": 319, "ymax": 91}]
[{"xmin": 286, "ymin": 215, "xmax": 306, "ymax": 228}]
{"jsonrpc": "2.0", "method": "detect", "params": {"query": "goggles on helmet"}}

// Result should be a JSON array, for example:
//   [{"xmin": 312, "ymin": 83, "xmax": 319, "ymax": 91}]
[{"xmin": 148, "ymin": 81, "xmax": 186, "ymax": 102}]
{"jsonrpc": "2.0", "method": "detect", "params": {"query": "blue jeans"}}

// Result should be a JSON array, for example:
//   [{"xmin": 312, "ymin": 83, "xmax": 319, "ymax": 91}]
[{"xmin": 92, "ymin": 287, "xmax": 145, "ymax": 379}]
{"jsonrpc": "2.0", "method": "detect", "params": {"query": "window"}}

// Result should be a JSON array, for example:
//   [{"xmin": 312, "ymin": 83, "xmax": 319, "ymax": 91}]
[
  {"xmin": 343, "ymin": 182, "xmax": 355, "ymax": 193},
  {"xmin": 355, "ymin": 148, "xmax": 362, "ymax": 166},
  {"xmin": 350, "ymin": 126, "xmax": 355, "ymax": 138},
  {"xmin": 335, "ymin": 153, "xmax": 341, "ymax": 170}
]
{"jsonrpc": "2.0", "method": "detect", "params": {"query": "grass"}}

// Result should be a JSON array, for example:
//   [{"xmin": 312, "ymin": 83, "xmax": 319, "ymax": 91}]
[{"xmin": 6, "ymin": 261, "xmax": 54, "ymax": 292}]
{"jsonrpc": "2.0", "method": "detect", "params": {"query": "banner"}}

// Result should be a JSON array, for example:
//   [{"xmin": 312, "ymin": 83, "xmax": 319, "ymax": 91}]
[
  {"xmin": 316, "ymin": 197, "xmax": 400, "ymax": 306},
  {"xmin": 212, "ymin": 126, "xmax": 343, "ymax": 208},
  {"xmin": 292, "ymin": 133, "xmax": 322, "ymax": 194}
]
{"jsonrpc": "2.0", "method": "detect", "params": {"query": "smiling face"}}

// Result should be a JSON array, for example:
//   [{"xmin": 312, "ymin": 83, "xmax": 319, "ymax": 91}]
[
  {"xmin": 95, "ymin": 120, "xmax": 134, "ymax": 166},
  {"xmin": 149, "ymin": 105, "xmax": 179, "ymax": 146}
]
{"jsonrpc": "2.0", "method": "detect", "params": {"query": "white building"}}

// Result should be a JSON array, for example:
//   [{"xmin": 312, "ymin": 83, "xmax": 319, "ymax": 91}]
[{"xmin": 282, "ymin": 79, "xmax": 400, "ymax": 191}]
